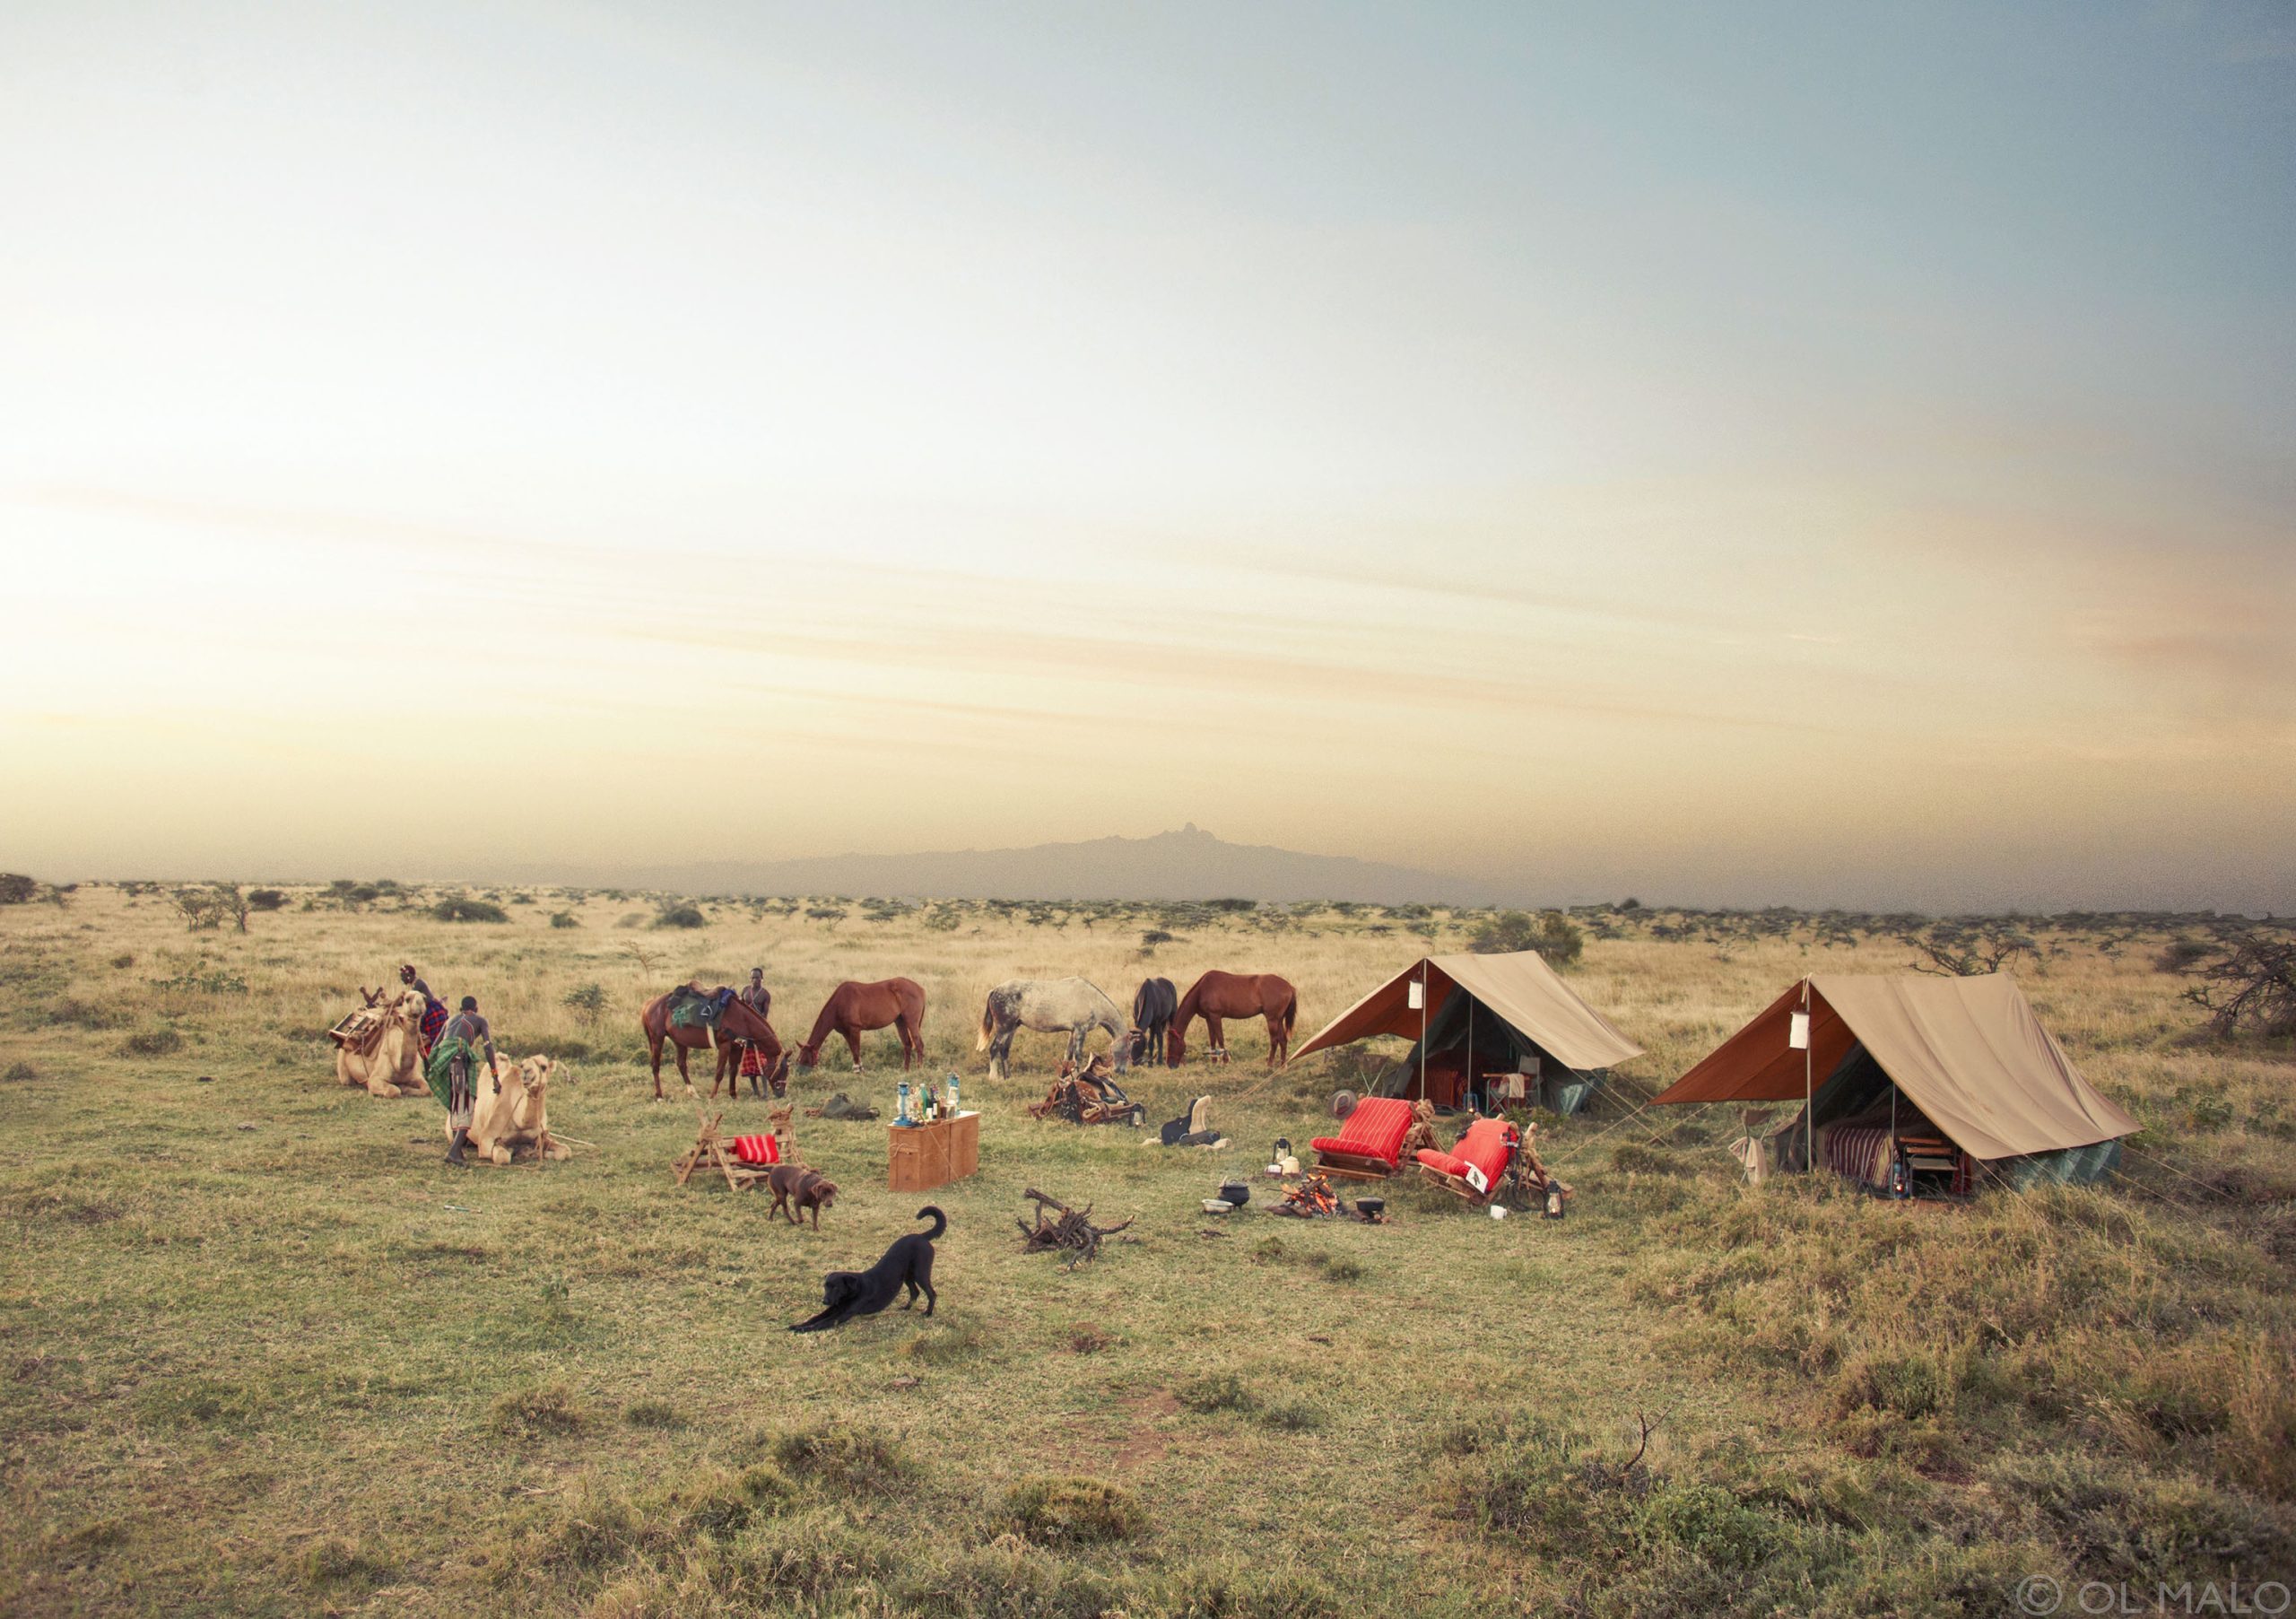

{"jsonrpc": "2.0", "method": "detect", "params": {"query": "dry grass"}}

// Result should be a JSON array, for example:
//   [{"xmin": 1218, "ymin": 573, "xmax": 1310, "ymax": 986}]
[{"xmin": 0, "ymin": 883, "xmax": 2290, "ymax": 1615}]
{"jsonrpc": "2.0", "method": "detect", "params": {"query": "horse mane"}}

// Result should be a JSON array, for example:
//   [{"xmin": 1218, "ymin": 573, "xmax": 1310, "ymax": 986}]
[{"xmin": 725, "ymin": 997, "xmax": 779, "ymax": 1050}]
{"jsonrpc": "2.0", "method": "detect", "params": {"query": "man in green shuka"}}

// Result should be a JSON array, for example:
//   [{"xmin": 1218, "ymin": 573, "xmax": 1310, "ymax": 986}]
[{"xmin": 426, "ymin": 995, "xmax": 500, "ymax": 1167}]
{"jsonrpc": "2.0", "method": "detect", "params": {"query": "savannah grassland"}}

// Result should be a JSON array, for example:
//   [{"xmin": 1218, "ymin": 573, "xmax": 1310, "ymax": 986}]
[{"xmin": 1, "ymin": 885, "xmax": 2291, "ymax": 1618}]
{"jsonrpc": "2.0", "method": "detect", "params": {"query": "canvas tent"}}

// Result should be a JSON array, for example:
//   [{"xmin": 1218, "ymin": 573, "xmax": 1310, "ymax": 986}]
[
  {"xmin": 1651, "ymin": 973, "xmax": 2136, "ymax": 1189},
  {"xmin": 1290, "ymin": 952, "xmax": 1644, "ymax": 1113}
]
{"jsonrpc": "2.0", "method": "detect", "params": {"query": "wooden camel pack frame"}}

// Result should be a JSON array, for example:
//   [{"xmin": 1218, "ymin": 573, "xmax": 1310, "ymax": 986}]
[{"xmin": 673, "ymin": 1103, "xmax": 799, "ymax": 1193}]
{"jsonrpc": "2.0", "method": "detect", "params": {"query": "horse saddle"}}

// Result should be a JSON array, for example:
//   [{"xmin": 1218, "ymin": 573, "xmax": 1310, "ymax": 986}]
[{"xmin": 667, "ymin": 986, "xmax": 734, "ymax": 1030}]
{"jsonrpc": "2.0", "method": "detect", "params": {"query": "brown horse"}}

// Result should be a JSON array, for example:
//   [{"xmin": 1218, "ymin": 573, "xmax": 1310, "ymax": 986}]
[
  {"xmin": 796, "ymin": 978, "xmax": 928, "ymax": 1072},
  {"xmin": 640, "ymin": 991, "xmax": 789, "ymax": 1101},
  {"xmin": 1167, "ymin": 971, "xmax": 1298, "ymax": 1067}
]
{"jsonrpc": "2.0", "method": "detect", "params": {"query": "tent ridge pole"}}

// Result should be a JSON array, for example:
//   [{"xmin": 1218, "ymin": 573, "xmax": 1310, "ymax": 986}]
[{"xmin": 1804, "ymin": 978, "xmax": 1813, "ymax": 1177}]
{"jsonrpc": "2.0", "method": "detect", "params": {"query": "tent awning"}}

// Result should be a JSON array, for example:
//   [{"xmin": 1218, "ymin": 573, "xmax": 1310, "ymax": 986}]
[
  {"xmin": 1649, "ymin": 972, "xmax": 2136, "ymax": 1162},
  {"xmin": 1290, "ymin": 952, "xmax": 1644, "ymax": 1073}
]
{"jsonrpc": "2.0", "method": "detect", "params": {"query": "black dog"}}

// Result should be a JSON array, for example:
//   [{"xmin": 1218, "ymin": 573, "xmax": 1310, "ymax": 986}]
[{"xmin": 789, "ymin": 1206, "xmax": 944, "ymax": 1332}]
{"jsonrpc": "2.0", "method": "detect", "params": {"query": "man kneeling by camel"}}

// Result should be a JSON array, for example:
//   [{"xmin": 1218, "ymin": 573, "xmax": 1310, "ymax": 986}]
[{"xmin": 427, "ymin": 996, "xmax": 499, "ymax": 1166}]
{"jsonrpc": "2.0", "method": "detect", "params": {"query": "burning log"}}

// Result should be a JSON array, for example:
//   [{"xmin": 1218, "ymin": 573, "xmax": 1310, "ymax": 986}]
[
  {"xmin": 1272, "ymin": 1174, "xmax": 1344, "ymax": 1219},
  {"xmin": 1016, "ymin": 1187, "xmax": 1135, "ymax": 1267}
]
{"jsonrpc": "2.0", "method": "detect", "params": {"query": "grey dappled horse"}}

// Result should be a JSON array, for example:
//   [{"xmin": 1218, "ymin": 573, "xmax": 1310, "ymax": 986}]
[{"xmin": 975, "ymin": 977, "xmax": 1131, "ymax": 1080}]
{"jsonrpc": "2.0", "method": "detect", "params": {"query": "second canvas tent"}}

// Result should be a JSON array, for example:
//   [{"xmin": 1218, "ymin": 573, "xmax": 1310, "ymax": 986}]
[{"xmin": 1289, "ymin": 951, "xmax": 1643, "ymax": 1113}]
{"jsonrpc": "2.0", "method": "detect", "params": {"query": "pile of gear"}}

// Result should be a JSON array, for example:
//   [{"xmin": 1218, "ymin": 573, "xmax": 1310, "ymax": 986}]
[{"xmin": 1027, "ymin": 1053, "xmax": 1146, "ymax": 1126}]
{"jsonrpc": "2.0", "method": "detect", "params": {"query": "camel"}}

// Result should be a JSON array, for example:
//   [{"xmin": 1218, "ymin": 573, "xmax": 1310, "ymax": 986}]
[
  {"xmin": 1167, "ymin": 971, "xmax": 1299, "ymax": 1067},
  {"xmin": 333, "ymin": 988, "xmax": 429, "ymax": 1098},
  {"xmin": 640, "ymin": 990, "xmax": 790, "ymax": 1101},
  {"xmin": 454, "ymin": 1054, "xmax": 570, "ymax": 1165},
  {"xmin": 976, "ymin": 977, "xmax": 1130, "ymax": 1081},
  {"xmin": 796, "ymin": 978, "xmax": 927, "ymax": 1072}
]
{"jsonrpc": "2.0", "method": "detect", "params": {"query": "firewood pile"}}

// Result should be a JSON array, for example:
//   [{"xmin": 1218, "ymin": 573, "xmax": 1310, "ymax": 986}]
[{"xmin": 1016, "ymin": 1187, "xmax": 1135, "ymax": 1267}]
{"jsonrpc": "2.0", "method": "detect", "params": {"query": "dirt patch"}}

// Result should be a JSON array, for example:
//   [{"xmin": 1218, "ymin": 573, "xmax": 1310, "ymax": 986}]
[{"xmin": 1110, "ymin": 1389, "xmax": 1180, "ymax": 1471}]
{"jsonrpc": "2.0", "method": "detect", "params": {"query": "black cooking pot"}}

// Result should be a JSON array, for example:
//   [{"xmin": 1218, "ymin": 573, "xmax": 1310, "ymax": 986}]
[
  {"xmin": 1219, "ymin": 1181, "xmax": 1251, "ymax": 1206},
  {"xmin": 1355, "ymin": 1196, "xmax": 1387, "ymax": 1217}
]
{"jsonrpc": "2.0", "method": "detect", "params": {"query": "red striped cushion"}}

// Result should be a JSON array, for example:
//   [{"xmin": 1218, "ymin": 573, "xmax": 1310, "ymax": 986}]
[
  {"xmin": 729, "ymin": 1134, "xmax": 779, "ymax": 1165},
  {"xmin": 1318, "ymin": 1097, "xmax": 1413, "ymax": 1166}
]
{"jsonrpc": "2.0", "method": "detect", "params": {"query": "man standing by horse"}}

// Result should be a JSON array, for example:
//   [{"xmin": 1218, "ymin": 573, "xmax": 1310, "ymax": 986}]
[
  {"xmin": 735, "ymin": 969, "xmax": 780, "ymax": 1096},
  {"xmin": 427, "ymin": 996, "xmax": 500, "ymax": 1166}
]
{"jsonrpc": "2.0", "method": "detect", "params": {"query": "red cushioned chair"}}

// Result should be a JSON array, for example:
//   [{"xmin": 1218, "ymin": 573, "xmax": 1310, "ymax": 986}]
[
  {"xmin": 1309, "ymin": 1096, "xmax": 1417, "ymax": 1181},
  {"xmin": 1416, "ymin": 1117, "xmax": 1518, "ymax": 1204}
]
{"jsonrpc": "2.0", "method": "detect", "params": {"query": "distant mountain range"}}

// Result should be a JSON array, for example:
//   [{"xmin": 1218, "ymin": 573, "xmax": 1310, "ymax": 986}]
[{"xmin": 621, "ymin": 824, "xmax": 1518, "ymax": 906}]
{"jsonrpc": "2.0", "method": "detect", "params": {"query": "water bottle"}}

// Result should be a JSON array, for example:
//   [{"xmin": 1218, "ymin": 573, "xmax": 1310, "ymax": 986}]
[
  {"xmin": 946, "ymin": 1071, "xmax": 961, "ymax": 1115},
  {"xmin": 897, "ymin": 1081, "xmax": 912, "ymax": 1127}
]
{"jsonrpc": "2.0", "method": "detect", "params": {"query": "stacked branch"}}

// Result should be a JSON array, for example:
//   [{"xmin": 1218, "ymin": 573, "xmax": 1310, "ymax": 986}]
[{"xmin": 1016, "ymin": 1188, "xmax": 1133, "ymax": 1267}]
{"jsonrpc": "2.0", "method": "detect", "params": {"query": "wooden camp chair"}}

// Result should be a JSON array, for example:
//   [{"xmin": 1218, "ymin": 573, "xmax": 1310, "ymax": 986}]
[
  {"xmin": 1416, "ymin": 1117, "xmax": 1518, "ymax": 1204},
  {"xmin": 1417, "ymin": 1119, "xmax": 1574, "ymax": 1207},
  {"xmin": 1309, "ymin": 1096, "xmax": 1420, "ymax": 1181},
  {"xmin": 673, "ymin": 1108, "xmax": 784, "ymax": 1193}
]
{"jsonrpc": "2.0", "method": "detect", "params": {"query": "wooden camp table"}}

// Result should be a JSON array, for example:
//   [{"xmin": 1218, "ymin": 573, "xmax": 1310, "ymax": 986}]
[{"xmin": 889, "ymin": 1111, "xmax": 979, "ymax": 1193}]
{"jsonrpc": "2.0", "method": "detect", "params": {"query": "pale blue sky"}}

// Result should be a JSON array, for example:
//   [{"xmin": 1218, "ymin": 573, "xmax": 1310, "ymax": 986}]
[{"xmin": 2, "ymin": 3, "xmax": 2290, "ymax": 908}]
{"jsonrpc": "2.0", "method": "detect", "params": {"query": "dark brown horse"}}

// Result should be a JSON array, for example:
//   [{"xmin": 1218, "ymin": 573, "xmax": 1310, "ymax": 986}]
[
  {"xmin": 640, "ymin": 991, "xmax": 789, "ymax": 1101},
  {"xmin": 1167, "ymin": 971, "xmax": 1298, "ymax": 1067},
  {"xmin": 796, "ymin": 978, "xmax": 928, "ymax": 1072}
]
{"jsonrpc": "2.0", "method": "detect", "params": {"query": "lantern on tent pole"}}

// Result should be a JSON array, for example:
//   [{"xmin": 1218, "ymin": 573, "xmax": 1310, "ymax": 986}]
[
  {"xmin": 1793, "ymin": 982, "xmax": 1814, "ymax": 1172},
  {"xmin": 1409, "ymin": 967, "xmax": 1427, "ymax": 1101}
]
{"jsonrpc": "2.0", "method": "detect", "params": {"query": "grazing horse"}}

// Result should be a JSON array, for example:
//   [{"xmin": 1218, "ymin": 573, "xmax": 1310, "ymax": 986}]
[
  {"xmin": 975, "ymin": 977, "xmax": 1130, "ymax": 1081},
  {"xmin": 1167, "ymin": 971, "xmax": 1298, "ymax": 1067},
  {"xmin": 796, "ymin": 978, "xmax": 927, "ymax": 1072},
  {"xmin": 1127, "ymin": 977, "xmax": 1178, "ymax": 1067},
  {"xmin": 640, "ymin": 991, "xmax": 789, "ymax": 1101}
]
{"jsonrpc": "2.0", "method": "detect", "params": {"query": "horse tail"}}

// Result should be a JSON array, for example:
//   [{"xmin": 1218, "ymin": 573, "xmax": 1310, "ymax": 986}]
[
  {"xmin": 915, "ymin": 1206, "xmax": 948, "ymax": 1240},
  {"xmin": 975, "ymin": 995, "xmax": 995, "ymax": 1052},
  {"xmin": 1279, "ymin": 981, "xmax": 1299, "ymax": 1037}
]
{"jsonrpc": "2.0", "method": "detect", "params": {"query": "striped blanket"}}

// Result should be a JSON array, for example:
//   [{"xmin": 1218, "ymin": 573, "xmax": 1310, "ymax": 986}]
[
  {"xmin": 729, "ymin": 1134, "xmax": 779, "ymax": 1166},
  {"xmin": 419, "ymin": 997, "xmax": 448, "ymax": 1053},
  {"xmin": 1823, "ymin": 1126, "xmax": 1973, "ymax": 1195},
  {"xmin": 1822, "ymin": 1126, "xmax": 1895, "ymax": 1189}
]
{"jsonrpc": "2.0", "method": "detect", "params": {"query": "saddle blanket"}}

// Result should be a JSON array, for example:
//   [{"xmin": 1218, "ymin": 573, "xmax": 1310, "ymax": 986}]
[{"xmin": 729, "ymin": 1134, "xmax": 780, "ymax": 1166}]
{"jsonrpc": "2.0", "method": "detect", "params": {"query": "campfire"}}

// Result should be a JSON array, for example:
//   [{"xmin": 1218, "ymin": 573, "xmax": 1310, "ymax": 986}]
[
  {"xmin": 1273, "ymin": 1175, "xmax": 1343, "ymax": 1218},
  {"xmin": 1269, "ymin": 1173, "xmax": 1388, "ymax": 1223}
]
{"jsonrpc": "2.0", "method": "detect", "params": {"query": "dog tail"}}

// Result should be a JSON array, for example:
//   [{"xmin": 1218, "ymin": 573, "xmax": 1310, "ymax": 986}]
[{"xmin": 914, "ymin": 1205, "xmax": 947, "ymax": 1240}]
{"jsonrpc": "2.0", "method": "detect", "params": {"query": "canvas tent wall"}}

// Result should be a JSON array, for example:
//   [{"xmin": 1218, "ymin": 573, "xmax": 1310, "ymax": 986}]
[
  {"xmin": 1651, "ymin": 973, "xmax": 2135, "ymax": 1187},
  {"xmin": 1289, "ymin": 952, "xmax": 1644, "ymax": 1113}
]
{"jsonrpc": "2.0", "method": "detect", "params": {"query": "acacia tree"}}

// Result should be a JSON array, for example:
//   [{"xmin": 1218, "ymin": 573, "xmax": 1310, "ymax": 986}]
[
  {"xmin": 1909, "ymin": 919, "xmax": 2038, "ymax": 977},
  {"xmin": 2178, "ymin": 930, "xmax": 2296, "ymax": 1039}
]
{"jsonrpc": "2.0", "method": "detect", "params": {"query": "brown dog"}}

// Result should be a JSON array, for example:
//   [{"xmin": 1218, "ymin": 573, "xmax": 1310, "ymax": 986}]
[{"xmin": 767, "ymin": 1163, "xmax": 839, "ymax": 1230}]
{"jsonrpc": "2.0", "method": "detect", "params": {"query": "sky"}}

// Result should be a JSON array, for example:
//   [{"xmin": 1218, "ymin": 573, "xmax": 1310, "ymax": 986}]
[{"xmin": 2, "ymin": 2, "xmax": 2291, "ymax": 911}]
